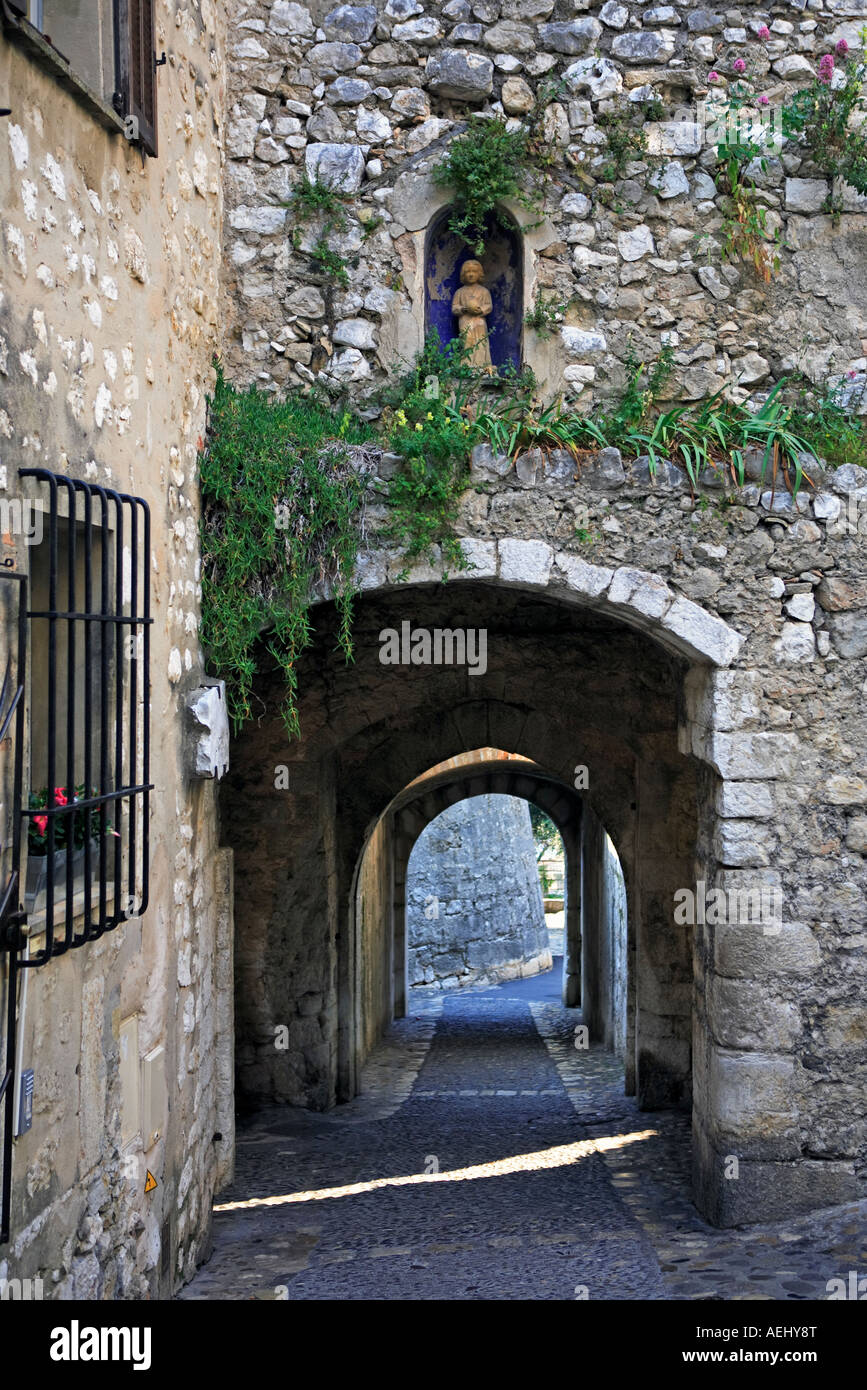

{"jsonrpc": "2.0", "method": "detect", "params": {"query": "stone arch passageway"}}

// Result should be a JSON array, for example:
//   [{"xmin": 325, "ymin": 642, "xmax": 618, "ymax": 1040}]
[{"xmin": 221, "ymin": 555, "xmax": 756, "ymax": 1225}]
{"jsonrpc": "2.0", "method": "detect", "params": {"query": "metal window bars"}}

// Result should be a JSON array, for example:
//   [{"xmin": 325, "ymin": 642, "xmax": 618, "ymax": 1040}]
[
  {"xmin": 0, "ymin": 469, "xmax": 152, "ymax": 1244},
  {"xmin": 19, "ymin": 469, "xmax": 152, "ymax": 960}
]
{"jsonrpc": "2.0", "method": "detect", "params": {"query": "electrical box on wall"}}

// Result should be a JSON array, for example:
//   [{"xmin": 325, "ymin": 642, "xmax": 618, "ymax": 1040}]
[
  {"xmin": 142, "ymin": 1046, "xmax": 166, "ymax": 1150},
  {"xmin": 186, "ymin": 679, "xmax": 230, "ymax": 779}
]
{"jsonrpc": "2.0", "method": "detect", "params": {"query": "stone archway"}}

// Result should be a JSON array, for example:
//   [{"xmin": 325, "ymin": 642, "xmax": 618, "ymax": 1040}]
[
  {"xmin": 376, "ymin": 755, "xmax": 584, "ymax": 1010},
  {"xmin": 222, "ymin": 547, "xmax": 857, "ymax": 1226}
]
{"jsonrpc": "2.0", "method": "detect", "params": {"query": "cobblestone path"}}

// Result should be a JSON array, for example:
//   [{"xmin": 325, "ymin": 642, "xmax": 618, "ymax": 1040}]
[{"xmin": 180, "ymin": 968, "xmax": 867, "ymax": 1301}]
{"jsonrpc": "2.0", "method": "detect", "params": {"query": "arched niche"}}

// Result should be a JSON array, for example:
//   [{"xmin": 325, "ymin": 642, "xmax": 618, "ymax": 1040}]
[{"xmin": 424, "ymin": 207, "xmax": 524, "ymax": 371}]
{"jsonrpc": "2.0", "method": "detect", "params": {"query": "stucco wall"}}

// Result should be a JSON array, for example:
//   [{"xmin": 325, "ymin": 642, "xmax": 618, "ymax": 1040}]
[{"xmin": 0, "ymin": 0, "xmax": 230, "ymax": 1297}]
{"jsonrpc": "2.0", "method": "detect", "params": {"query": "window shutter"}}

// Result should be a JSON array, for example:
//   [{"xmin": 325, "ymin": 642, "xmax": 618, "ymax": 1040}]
[{"xmin": 126, "ymin": 0, "xmax": 158, "ymax": 157}]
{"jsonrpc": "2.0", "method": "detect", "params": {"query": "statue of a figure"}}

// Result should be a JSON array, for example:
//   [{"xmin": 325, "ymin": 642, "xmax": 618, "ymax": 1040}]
[{"xmin": 451, "ymin": 259, "xmax": 493, "ymax": 372}]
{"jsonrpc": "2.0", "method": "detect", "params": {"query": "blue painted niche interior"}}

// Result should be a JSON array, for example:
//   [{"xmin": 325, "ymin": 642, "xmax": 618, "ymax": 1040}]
[{"xmin": 425, "ymin": 209, "xmax": 523, "ymax": 371}]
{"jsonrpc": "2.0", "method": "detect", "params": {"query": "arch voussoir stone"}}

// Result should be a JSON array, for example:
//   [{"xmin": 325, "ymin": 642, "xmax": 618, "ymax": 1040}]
[{"xmin": 350, "ymin": 534, "xmax": 744, "ymax": 669}]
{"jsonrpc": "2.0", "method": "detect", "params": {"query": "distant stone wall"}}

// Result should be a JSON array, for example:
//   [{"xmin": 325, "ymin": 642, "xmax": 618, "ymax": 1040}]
[
  {"xmin": 222, "ymin": 0, "xmax": 867, "ymax": 411},
  {"xmin": 407, "ymin": 794, "xmax": 551, "ymax": 989}
]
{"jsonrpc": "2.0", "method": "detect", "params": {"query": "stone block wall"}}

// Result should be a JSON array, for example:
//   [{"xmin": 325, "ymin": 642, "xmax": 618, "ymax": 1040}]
[
  {"xmin": 407, "ymin": 793, "xmax": 551, "ymax": 988},
  {"xmin": 581, "ymin": 803, "xmax": 628, "ymax": 1059},
  {"xmin": 221, "ymin": 0, "xmax": 867, "ymax": 410}
]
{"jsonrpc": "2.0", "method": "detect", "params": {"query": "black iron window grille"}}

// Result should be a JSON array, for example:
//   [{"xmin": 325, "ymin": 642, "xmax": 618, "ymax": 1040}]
[
  {"xmin": 0, "ymin": 470, "xmax": 152, "ymax": 1242},
  {"xmin": 19, "ymin": 468, "xmax": 153, "ymax": 961}
]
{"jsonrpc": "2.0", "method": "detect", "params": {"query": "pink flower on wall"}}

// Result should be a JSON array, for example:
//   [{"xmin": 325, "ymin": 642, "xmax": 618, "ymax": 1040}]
[
  {"xmin": 836, "ymin": 38, "xmax": 849, "ymax": 56},
  {"xmin": 708, "ymin": 70, "xmax": 720, "ymax": 82},
  {"xmin": 733, "ymin": 58, "xmax": 746, "ymax": 74},
  {"xmin": 757, "ymin": 24, "xmax": 770, "ymax": 40}
]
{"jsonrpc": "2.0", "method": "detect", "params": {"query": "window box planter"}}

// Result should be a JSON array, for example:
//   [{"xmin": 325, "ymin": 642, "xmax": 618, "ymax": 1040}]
[{"xmin": 25, "ymin": 843, "xmax": 98, "ymax": 915}]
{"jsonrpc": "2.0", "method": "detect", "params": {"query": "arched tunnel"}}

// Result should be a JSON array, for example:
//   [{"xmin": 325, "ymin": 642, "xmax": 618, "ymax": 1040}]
[{"xmin": 224, "ymin": 576, "xmax": 706, "ymax": 1157}]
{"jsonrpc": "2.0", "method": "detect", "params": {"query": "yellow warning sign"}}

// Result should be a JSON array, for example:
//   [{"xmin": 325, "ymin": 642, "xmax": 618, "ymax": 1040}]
[{"xmin": 144, "ymin": 1170, "xmax": 158, "ymax": 1193}]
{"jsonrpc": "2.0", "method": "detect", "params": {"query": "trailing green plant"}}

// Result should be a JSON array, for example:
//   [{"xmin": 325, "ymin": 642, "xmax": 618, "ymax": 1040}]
[
  {"xmin": 782, "ymin": 40, "xmax": 867, "ymax": 206},
  {"xmin": 432, "ymin": 116, "xmax": 537, "ymax": 255},
  {"xmin": 595, "ymin": 98, "xmax": 653, "ymax": 185},
  {"xmin": 199, "ymin": 364, "xmax": 373, "ymax": 736},
  {"xmin": 380, "ymin": 335, "xmax": 478, "ymax": 573},
  {"xmin": 524, "ymin": 287, "xmax": 566, "ymax": 339},
  {"xmin": 309, "ymin": 238, "xmax": 349, "ymax": 286}
]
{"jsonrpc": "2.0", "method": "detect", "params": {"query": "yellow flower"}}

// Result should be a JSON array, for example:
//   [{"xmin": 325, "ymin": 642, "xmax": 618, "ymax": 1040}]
[
  {"xmin": 415, "ymin": 422, "xmax": 424, "ymax": 431},
  {"xmin": 426, "ymin": 412, "xmax": 434, "ymax": 420},
  {"xmin": 395, "ymin": 408, "xmax": 408, "ymax": 426}
]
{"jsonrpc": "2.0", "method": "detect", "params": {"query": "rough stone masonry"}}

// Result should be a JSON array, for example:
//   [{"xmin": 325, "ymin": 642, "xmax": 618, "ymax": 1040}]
[
  {"xmin": 221, "ymin": 0, "xmax": 867, "ymax": 412},
  {"xmin": 2, "ymin": 0, "xmax": 867, "ymax": 1307},
  {"xmin": 407, "ymin": 794, "xmax": 552, "ymax": 989}
]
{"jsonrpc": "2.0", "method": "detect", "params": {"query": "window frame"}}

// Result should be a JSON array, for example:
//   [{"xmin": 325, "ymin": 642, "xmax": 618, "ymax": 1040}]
[{"xmin": 1, "ymin": 0, "xmax": 159, "ymax": 157}]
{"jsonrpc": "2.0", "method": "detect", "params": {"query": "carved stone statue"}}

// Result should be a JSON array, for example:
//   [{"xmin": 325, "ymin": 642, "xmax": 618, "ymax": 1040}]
[{"xmin": 451, "ymin": 259, "xmax": 493, "ymax": 372}]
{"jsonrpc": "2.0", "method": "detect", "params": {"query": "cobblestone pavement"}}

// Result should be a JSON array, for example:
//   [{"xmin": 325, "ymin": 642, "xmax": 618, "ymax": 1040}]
[{"xmin": 180, "ymin": 967, "xmax": 867, "ymax": 1301}]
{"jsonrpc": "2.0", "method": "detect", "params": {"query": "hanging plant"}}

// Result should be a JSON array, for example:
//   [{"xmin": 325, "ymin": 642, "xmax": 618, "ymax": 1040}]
[{"xmin": 432, "ymin": 116, "xmax": 538, "ymax": 255}]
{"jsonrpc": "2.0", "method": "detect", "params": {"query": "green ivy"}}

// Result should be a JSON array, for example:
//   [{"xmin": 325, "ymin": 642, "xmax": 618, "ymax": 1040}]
[{"xmin": 199, "ymin": 364, "xmax": 373, "ymax": 737}]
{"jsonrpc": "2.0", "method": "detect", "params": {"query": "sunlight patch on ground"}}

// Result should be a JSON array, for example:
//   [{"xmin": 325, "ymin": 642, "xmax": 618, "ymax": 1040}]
[{"xmin": 214, "ymin": 1129, "xmax": 659, "ymax": 1212}]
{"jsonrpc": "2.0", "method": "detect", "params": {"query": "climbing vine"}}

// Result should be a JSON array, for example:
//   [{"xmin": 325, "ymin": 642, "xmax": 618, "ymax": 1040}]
[{"xmin": 379, "ymin": 335, "xmax": 478, "ymax": 575}]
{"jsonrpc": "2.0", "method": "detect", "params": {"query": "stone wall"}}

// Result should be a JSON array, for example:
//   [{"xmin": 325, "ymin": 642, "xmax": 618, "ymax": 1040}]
[
  {"xmin": 0, "ymin": 1, "xmax": 230, "ymax": 1297},
  {"xmin": 358, "ymin": 814, "xmax": 394, "ymax": 1058},
  {"xmin": 581, "ymin": 803, "xmax": 628, "ymax": 1059},
  {"xmin": 224, "ymin": 398, "xmax": 867, "ymax": 1222},
  {"xmin": 221, "ymin": 0, "xmax": 867, "ymax": 409},
  {"xmin": 407, "ymin": 794, "xmax": 551, "ymax": 988}
]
